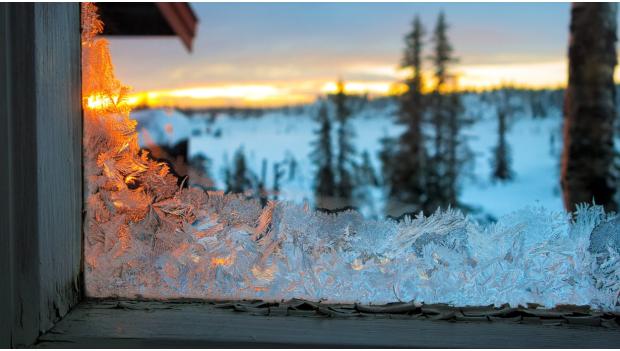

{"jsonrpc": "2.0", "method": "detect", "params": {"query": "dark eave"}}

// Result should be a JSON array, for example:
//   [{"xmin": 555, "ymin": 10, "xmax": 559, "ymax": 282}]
[{"xmin": 95, "ymin": 2, "xmax": 198, "ymax": 52}]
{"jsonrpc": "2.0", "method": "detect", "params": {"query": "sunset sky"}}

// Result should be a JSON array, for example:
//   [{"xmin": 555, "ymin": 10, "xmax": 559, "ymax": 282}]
[{"xmin": 107, "ymin": 2, "xmax": 619, "ymax": 108}]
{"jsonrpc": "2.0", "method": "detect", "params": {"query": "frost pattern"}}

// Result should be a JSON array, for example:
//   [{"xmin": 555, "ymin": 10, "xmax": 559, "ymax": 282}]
[
  {"xmin": 82, "ymin": 4, "xmax": 620, "ymax": 311},
  {"xmin": 86, "ymin": 190, "xmax": 620, "ymax": 310}
]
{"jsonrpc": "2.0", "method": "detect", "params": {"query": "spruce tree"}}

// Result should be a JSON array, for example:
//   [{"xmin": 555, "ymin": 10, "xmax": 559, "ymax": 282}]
[
  {"xmin": 387, "ymin": 15, "xmax": 429, "ymax": 213},
  {"xmin": 527, "ymin": 90, "xmax": 547, "ymax": 119},
  {"xmin": 272, "ymin": 161, "xmax": 286, "ymax": 201},
  {"xmin": 379, "ymin": 134, "xmax": 398, "ymax": 187},
  {"xmin": 491, "ymin": 89, "xmax": 515, "ymax": 182},
  {"xmin": 310, "ymin": 103, "xmax": 336, "ymax": 199},
  {"xmin": 426, "ymin": 11, "xmax": 471, "ymax": 211},
  {"xmin": 430, "ymin": 12, "xmax": 454, "ymax": 91},
  {"xmin": 356, "ymin": 150, "xmax": 378, "ymax": 187},
  {"xmin": 258, "ymin": 158, "xmax": 268, "ymax": 206},
  {"xmin": 333, "ymin": 80, "xmax": 357, "ymax": 204},
  {"xmin": 426, "ymin": 11, "xmax": 450, "ymax": 211},
  {"xmin": 444, "ymin": 90, "xmax": 472, "ymax": 206},
  {"xmin": 288, "ymin": 156, "xmax": 297, "ymax": 181},
  {"xmin": 355, "ymin": 150, "xmax": 379, "ymax": 216},
  {"xmin": 227, "ymin": 148, "xmax": 254, "ymax": 194}
]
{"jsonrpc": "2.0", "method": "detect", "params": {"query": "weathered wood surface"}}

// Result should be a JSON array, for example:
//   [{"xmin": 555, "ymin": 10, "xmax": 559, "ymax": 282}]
[
  {"xmin": 0, "ymin": 3, "xmax": 82, "ymax": 347},
  {"xmin": 1, "ymin": 4, "xmax": 41, "ymax": 347},
  {"xmin": 34, "ymin": 2, "xmax": 83, "ymax": 336},
  {"xmin": 0, "ymin": 4, "xmax": 13, "ymax": 348},
  {"xmin": 37, "ymin": 301, "xmax": 620, "ymax": 348}
]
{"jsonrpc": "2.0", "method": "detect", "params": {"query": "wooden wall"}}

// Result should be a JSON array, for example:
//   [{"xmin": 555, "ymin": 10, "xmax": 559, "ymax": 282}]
[
  {"xmin": 0, "ymin": 5, "xmax": 12, "ymax": 347},
  {"xmin": 0, "ymin": 3, "xmax": 82, "ymax": 347}
]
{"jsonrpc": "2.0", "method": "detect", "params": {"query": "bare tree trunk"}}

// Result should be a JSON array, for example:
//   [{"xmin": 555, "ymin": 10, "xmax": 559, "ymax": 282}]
[{"xmin": 561, "ymin": 3, "xmax": 618, "ymax": 212}]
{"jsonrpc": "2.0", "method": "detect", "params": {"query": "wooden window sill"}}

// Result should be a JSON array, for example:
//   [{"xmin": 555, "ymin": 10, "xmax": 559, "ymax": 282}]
[{"xmin": 36, "ymin": 300, "xmax": 620, "ymax": 348}]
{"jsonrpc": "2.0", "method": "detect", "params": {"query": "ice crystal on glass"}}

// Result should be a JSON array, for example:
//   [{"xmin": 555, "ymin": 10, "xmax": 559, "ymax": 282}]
[{"xmin": 82, "ymin": 4, "xmax": 620, "ymax": 311}]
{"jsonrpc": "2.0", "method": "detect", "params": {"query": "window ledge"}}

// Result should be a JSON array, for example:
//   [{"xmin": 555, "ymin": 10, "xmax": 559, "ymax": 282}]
[{"xmin": 36, "ymin": 300, "xmax": 620, "ymax": 348}]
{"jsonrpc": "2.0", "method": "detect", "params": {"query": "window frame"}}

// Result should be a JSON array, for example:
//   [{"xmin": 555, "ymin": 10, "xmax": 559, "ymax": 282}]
[
  {"xmin": 2, "ymin": 3, "xmax": 619, "ymax": 348},
  {"xmin": 1, "ymin": 3, "xmax": 81, "ymax": 347}
]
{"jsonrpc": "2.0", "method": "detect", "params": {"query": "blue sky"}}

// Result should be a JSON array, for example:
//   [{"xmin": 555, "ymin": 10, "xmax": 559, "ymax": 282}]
[{"xmin": 106, "ymin": 2, "xmax": 610, "ymax": 107}]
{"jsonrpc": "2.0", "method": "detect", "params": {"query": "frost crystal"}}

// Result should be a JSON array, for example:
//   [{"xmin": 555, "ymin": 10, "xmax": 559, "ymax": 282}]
[{"xmin": 82, "ymin": 4, "xmax": 620, "ymax": 311}]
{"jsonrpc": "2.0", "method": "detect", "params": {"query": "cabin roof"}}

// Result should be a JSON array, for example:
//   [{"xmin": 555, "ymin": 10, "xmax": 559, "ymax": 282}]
[{"xmin": 95, "ymin": 2, "xmax": 198, "ymax": 52}]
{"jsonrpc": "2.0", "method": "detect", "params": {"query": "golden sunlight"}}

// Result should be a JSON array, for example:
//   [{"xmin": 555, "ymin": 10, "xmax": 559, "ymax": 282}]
[
  {"xmin": 120, "ymin": 59, "xmax": 620, "ymax": 108},
  {"xmin": 126, "ymin": 84, "xmax": 317, "ymax": 108},
  {"xmin": 455, "ymin": 61, "xmax": 568, "ymax": 90},
  {"xmin": 320, "ymin": 81, "xmax": 397, "ymax": 95}
]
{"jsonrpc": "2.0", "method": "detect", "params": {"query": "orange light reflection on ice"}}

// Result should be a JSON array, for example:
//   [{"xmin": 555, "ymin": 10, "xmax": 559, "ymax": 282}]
[
  {"xmin": 211, "ymin": 256, "xmax": 234, "ymax": 267},
  {"xmin": 85, "ymin": 93, "xmax": 143, "ymax": 110}
]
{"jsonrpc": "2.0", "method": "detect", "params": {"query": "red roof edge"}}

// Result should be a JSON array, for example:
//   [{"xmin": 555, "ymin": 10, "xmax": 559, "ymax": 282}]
[{"xmin": 155, "ymin": 3, "xmax": 198, "ymax": 52}]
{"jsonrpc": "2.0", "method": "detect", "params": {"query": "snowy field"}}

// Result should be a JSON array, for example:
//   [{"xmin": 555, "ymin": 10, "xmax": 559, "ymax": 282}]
[{"xmin": 133, "ymin": 92, "xmax": 564, "ymax": 221}]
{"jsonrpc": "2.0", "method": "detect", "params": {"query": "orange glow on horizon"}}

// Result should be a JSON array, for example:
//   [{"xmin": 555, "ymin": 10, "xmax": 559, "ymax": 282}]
[{"xmin": 119, "ymin": 60, "xmax": 620, "ymax": 108}]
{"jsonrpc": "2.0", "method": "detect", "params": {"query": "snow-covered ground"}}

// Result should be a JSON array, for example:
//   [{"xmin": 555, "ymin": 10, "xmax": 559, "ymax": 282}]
[
  {"xmin": 459, "ymin": 94, "xmax": 564, "ymax": 219},
  {"xmin": 133, "ymin": 92, "xmax": 565, "ymax": 220}
]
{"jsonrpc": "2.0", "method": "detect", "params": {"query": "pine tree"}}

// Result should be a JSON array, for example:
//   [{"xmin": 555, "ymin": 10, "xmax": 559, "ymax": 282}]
[
  {"xmin": 358, "ymin": 150, "xmax": 378, "ymax": 187},
  {"xmin": 223, "ymin": 156, "xmax": 233, "ymax": 193},
  {"xmin": 430, "ymin": 12, "xmax": 454, "ymax": 91},
  {"xmin": 272, "ymin": 161, "xmax": 285, "ymax": 201},
  {"xmin": 527, "ymin": 89, "xmax": 547, "ymax": 119},
  {"xmin": 333, "ymin": 80, "xmax": 357, "ymax": 204},
  {"xmin": 379, "ymin": 134, "xmax": 398, "ymax": 187},
  {"xmin": 309, "ymin": 102, "xmax": 336, "ymax": 199},
  {"xmin": 562, "ymin": 3, "xmax": 618, "ymax": 212},
  {"xmin": 491, "ymin": 89, "xmax": 515, "ymax": 182},
  {"xmin": 426, "ymin": 11, "xmax": 450, "ymax": 211},
  {"xmin": 355, "ymin": 150, "xmax": 379, "ymax": 216},
  {"xmin": 227, "ymin": 148, "xmax": 254, "ymax": 194},
  {"xmin": 426, "ymin": 11, "xmax": 471, "ymax": 211},
  {"xmin": 386, "ymin": 15, "xmax": 429, "ymax": 212},
  {"xmin": 444, "ymin": 91, "xmax": 473, "ymax": 206},
  {"xmin": 258, "ymin": 158, "xmax": 268, "ymax": 206},
  {"xmin": 288, "ymin": 156, "xmax": 297, "ymax": 181}
]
